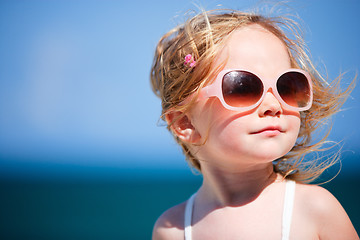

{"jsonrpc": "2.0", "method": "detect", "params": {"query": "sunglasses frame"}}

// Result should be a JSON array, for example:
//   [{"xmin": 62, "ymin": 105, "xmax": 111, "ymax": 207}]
[{"xmin": 199, "ymin": 68, "xmax": 313, "ymax": 112}]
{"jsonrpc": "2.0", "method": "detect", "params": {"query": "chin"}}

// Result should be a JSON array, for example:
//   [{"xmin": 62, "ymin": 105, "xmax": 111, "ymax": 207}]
[
  {"xmin": 258, "ymin": 148, "xmax": 292, "ymax": 162},
  {"xmin": 221, "ymin": 147, "xmax": 289, "ymax": 165}
]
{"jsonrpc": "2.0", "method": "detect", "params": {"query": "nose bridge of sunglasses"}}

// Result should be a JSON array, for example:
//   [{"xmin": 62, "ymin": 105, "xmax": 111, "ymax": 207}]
[
  {"xmin": 262, "ymin": 78, "xmax": 277, "ymax": 95},
  {"xmin": 257, "ymin": 77, "xmax": 284, "ymax": 105},
  {"xmin": 262, "ymin": 87, "xmax": 281, "ymax": 103}
]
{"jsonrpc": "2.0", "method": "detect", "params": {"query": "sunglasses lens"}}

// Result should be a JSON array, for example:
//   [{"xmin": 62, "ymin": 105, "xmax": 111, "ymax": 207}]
[
  {"xmin": 277, "ymin": 71, "xmax": 311, "ymax": 108},
  {"xmin": 222, "ymin": 71, "xmax": 263, "ymax": 108}
]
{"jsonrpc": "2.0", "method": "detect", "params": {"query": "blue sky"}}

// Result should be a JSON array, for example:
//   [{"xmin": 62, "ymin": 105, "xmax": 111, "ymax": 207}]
[{"xmin": 0, "ymin": 0, "xmax": 359, "ymax": 176}]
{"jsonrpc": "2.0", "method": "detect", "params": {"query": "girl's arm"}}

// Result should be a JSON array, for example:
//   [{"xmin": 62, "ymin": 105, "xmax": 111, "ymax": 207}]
[
  {"xmin": 152, "ymin": 203, "xmax": 185, "ymax": 240},
  {"xmin": 299, "ymin": 184, "xmax": 359, "ymax": 240}
]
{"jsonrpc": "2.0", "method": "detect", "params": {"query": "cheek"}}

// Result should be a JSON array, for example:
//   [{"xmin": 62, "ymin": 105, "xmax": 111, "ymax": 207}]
[
  {"xmin": 285, "ymin": 115, "xmax": 301, "ymax": 152},
  {"xmin": 206, "ymin": 115, "xmax": 252, "ymax": 156},
  {"xmin": 191, "ymin": 101, "xmax": 250, "ymax": 155},
  {"xmin": 190, "ymin": 99, "xmax": 231, "ymax": 137},
  {"xmin": 204, "ymin": 104, "xmax": 249, "ymax": 141},
  {"xmin": 289, "ymin": 114, "xmax": 301, "ymax": 136}
]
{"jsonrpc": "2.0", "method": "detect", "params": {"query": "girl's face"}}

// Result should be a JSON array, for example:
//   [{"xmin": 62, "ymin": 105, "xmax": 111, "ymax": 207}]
[{"xmin": 188, "ymin": 24, "xmax": 301, "ymax": 170}]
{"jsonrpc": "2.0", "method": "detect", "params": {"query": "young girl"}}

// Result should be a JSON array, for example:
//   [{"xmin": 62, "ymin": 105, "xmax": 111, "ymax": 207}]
[{"xmin": 150, "ymin": 9, "xmax": 359, "ymax": 240}]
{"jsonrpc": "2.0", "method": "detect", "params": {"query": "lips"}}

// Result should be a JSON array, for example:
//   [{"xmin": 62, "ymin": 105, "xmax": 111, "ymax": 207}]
[{"xmin": 251, "ymin": 126, "xmax": 283, "ymax": 135}]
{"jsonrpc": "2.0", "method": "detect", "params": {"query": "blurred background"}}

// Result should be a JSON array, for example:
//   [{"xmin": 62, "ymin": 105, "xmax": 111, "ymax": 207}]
[{"xmin": 0, "ymin": 0, "xmax": 359, "ymax": 239}]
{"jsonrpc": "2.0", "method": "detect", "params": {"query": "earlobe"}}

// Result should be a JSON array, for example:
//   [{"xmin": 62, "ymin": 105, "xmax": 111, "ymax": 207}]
[{"xmin": 165, "ymin": 110, "xmax": 201, "ymax": 144}]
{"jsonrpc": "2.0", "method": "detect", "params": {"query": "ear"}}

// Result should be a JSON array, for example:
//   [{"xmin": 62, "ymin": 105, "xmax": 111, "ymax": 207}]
[{"xmin": 165, "ymin": 110, "xmax": 201, "ymax": 144}]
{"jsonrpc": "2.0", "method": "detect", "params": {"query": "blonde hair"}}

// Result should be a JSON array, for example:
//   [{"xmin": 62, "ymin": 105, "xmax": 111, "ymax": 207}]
[{"xmin": 150, "ymin": 9, "xmax": 354, "ymax": 183}]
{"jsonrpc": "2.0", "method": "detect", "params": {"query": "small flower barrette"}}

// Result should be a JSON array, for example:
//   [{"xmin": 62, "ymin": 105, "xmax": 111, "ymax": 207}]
[{"xmin": 184, "ymin": 54, "xmax": 196, "ymax": 68}]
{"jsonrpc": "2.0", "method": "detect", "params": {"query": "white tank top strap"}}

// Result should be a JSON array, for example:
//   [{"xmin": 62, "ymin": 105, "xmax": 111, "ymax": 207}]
[
  {"xmin": 184, "ymin": 180, "xmax": 296, "ymax": 240},
  {"xmin": 184, "ymin": 193, "xmax": 196, "ymax": 240},
  {"xmin": 282, "ymin": 180, "xmax": 296, "ymax": 240}
]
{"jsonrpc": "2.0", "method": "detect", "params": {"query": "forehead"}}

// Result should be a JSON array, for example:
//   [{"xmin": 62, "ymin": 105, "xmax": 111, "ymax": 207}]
[{"xmin": 215, "ymin": 24, "xmax": 291, "ymax": 78}]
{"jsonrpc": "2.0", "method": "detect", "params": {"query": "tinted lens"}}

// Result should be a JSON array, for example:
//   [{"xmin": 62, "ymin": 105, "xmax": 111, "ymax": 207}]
[
  {"xmin": 222, "ymin": 71, "xmax": 263, "ymax": 107},
  {"xmin": 277, "ymin": 71, "xmax": 311, "ymax": 108}
]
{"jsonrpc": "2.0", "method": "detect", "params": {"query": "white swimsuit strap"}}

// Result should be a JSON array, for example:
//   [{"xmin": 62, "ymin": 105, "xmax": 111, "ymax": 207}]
[
  {"xmin": 282, "ymin": 180, "xmax": 296, "ymax": 240},
  {"xmin": 184, "ymin": 193, "xmax": 196, "ymax": 240},
  {"xmin": 184, "ymin": 181, "xmax": 295, "ymax": 240}
]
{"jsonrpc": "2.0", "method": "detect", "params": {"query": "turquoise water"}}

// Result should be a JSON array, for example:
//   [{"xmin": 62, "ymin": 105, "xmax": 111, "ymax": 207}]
[
  {"xmin": 0, "ymin": 170, "xmax": 359, "ymax": 239},
  {"xmin": 0, "ymin": 168, "xmax": 202, "ymax": 240}
]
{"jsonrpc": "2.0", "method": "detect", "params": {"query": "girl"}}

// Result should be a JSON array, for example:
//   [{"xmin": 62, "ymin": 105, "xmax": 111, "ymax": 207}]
[{"xmin": 150, "ymin": 9, "xmax": 359, "ymax": 240}]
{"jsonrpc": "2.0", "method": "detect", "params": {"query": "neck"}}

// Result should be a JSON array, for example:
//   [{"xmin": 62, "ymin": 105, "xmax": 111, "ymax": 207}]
[{"xmin": 198, "ymin": 162, "xmax": 279, "ymax": 207}]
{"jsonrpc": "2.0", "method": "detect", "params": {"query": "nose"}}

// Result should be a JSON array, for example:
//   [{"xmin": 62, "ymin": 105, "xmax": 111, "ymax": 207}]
[{"xmin": 258, "ymin": 88, "xmax": 282, "ymax": 117}]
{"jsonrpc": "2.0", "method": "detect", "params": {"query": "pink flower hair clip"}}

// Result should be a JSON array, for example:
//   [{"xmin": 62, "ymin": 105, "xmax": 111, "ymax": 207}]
[{"xmin": 184, "ymin": 54, "xmax": 196, "ymax": 68}]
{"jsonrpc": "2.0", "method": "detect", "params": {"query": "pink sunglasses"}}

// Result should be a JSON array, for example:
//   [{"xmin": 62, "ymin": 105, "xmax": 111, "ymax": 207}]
[{"xmin": 198, "ymin": 68, "xmax": 313, "ymax": 112}]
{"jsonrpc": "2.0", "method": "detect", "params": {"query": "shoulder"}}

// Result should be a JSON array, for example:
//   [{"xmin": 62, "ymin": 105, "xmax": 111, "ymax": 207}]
[
  {"xmin": 152, "ymin": 201, "xmax": 187, "ymax": 240},
  {"xmin": 294, "ymin": 183, "xmax": 341, "ymax": 211},
  {"xmin": 294, "ymin": 182, "xmax": 359, "ymax": 239}
]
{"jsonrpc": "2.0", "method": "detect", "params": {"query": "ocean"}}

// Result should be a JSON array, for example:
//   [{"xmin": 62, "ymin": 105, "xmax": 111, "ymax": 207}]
[{"xmin": 0, "ymin": 166, "xmax": 359, "ymax": 239}]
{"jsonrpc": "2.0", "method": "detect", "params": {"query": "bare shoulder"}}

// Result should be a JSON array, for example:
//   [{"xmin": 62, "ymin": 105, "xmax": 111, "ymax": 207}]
[
  {"xmin": 152, "ymin": 201, "xmax": 187, "ymax": 240},
  {"xmin": 294, "ymin": 182, "xmax": 359, "ymax": 239},
  {"xmin": 295, "ymin": 183, "xmax": 343, "ymax": 212}
]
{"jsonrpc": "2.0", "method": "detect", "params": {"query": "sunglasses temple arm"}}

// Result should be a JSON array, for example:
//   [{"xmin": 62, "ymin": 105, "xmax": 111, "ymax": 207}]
[{"xmin": 199, "ymin": 85, "xmax": 215, "ymax": 100}]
